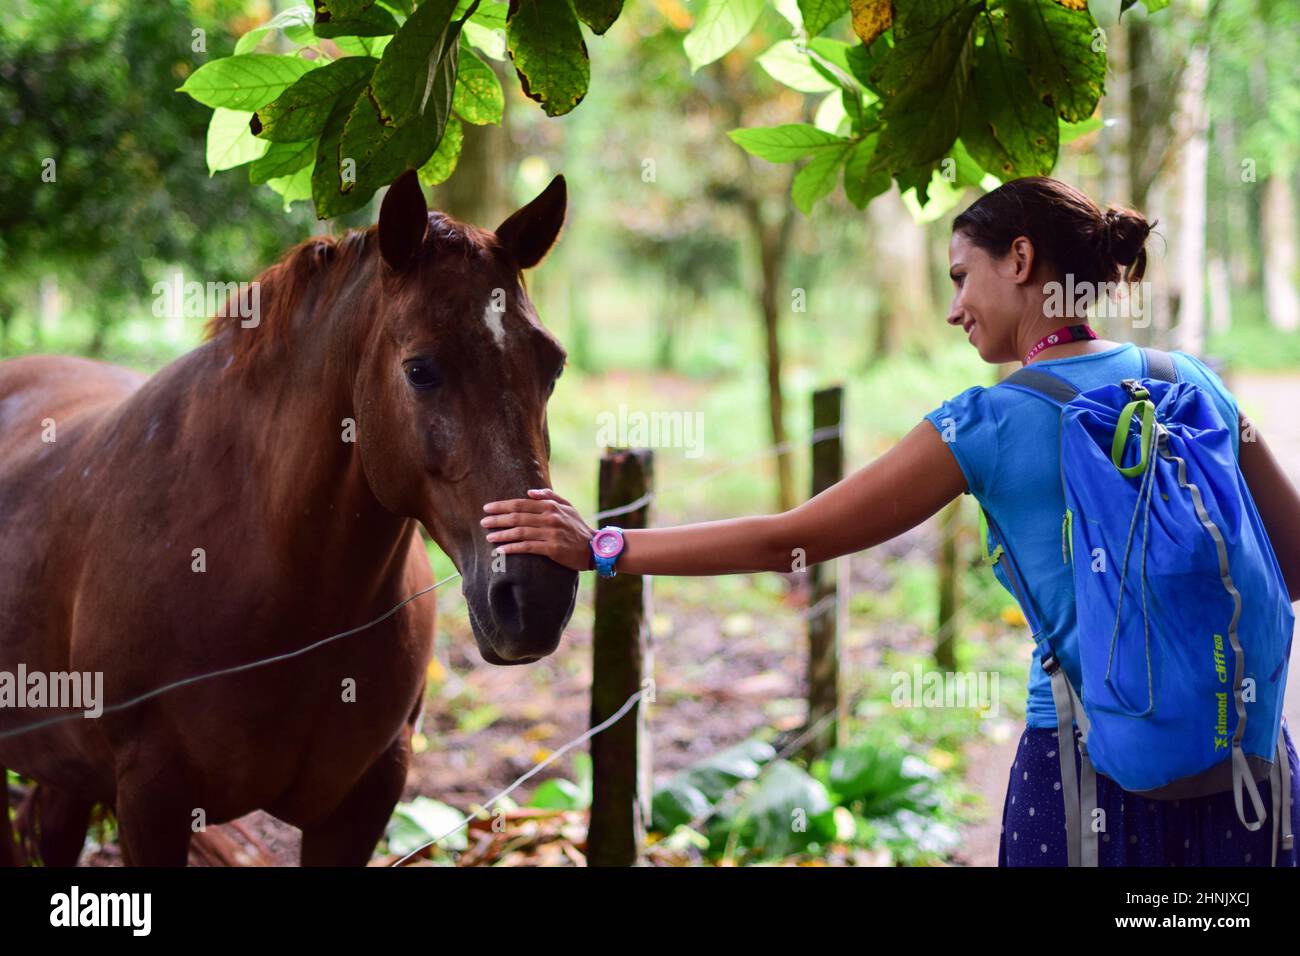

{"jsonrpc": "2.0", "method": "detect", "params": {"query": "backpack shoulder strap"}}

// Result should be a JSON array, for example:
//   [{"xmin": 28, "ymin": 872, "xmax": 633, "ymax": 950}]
[
  {"xmin": 1141, "ymin": 346, "xmax": 1179, "ymax": 383},
  {"xmin": 997, "ymin": 365, "xmax": 1079, "ymax": 407}
]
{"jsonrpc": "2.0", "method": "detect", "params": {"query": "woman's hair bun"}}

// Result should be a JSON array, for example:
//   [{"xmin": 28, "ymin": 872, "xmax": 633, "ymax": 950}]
[{"xmin": 1102, "ymin": 206, "xmax": 1153, "ymax": 270}]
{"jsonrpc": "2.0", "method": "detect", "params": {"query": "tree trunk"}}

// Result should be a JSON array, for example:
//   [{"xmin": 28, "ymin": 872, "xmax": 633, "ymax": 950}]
[
  {"xmin": 1261, "ymin": 172, "xmax": 1300, "ymax": 333},
  {"xmin": 1172, "ymin": 40, "xmax": 1209, "ymax": 354},
  {"xmin": 935, "ymin": 497, "xmax": 961, "ymax": 671},
  {"xmin": 751, "ymin": 200, "xmax": 797, "ymax": 513}
]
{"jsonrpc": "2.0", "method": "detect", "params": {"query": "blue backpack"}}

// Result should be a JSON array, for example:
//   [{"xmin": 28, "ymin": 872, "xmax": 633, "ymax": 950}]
[{"xmin": 981, "ymin": 347, "xmax": 1294, "ymax": 866}]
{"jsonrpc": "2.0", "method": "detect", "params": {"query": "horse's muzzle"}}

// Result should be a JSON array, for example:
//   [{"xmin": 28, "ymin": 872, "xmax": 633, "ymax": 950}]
[{"xmin": 465, "ymin": 554, "xmax": 577, "ymax": 664}]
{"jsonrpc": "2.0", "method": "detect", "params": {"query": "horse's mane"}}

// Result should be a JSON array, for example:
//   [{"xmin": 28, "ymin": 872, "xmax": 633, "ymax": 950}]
[{"xmin": 205, "ymin": 212, "xmax": 499, "ymax": 371}]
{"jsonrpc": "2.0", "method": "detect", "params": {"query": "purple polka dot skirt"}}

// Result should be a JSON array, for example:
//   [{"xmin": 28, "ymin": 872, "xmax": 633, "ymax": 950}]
[{"xmin": 998, "ymin": 717, "xmax": 1300, "ymax": 866}]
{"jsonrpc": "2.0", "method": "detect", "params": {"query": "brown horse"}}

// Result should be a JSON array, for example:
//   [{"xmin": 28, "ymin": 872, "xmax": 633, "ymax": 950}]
[{"xmin": 0, "ymin": 171, "xmax": 578, "ymax": 865}]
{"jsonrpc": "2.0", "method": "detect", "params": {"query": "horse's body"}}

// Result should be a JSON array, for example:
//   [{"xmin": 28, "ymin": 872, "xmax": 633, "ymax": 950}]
[{"xmin": 0, "ymin": 173, "xmax": 577, "ymax": 865}]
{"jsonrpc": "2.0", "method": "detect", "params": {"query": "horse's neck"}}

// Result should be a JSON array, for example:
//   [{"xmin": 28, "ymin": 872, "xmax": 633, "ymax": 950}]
[{"xmin": 189, "ymin": 274, "xmax": 413, "ymax": 591}]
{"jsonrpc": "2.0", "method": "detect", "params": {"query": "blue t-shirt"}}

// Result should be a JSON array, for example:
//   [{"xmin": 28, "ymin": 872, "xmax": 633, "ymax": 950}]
[{"xmin": 923, "ymin": 343, "xmax": 1240, "ymax": 729}]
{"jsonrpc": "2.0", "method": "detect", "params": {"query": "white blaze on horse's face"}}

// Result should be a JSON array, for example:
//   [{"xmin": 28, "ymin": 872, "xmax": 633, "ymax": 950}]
[{"xmin": 482, "ymin": 300, "xmax": 507, "ymax": 351}]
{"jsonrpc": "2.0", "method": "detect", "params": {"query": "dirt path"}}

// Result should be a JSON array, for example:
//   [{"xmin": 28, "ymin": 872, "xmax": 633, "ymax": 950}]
[{"xmin": 954, "ymin": 370, "xmax": 1300, "ymax": 866}]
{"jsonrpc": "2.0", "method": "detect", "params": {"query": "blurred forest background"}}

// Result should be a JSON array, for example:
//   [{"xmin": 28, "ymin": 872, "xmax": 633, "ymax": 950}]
[{"xmin": 3, "ymin": 0, "xmax": 1300, "ymax": 865}]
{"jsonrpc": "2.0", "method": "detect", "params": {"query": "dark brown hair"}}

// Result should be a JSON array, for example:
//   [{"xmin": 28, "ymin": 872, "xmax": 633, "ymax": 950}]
[{"xmin": 951, "ymin": 176, "xmax": 1155, "ymax": 286}]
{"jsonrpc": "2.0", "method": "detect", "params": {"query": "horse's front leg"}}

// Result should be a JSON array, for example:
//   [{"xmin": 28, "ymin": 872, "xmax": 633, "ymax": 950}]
[
  {"xmin": 15, "ymin": 782, "xmax": 94, "ymax": 866},
  {"xmin": 115, "ymin": 753, "xmax": 197, "ymax": 867},
  {"xmin": 299, "ymin": 722, "xmax": 414, "ymax": 867}
]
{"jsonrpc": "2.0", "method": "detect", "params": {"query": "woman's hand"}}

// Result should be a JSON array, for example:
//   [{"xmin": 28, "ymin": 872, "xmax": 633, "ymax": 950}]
[{"xmin": 481, "ymin": 488, "xmax": 596, "ymax": 572}]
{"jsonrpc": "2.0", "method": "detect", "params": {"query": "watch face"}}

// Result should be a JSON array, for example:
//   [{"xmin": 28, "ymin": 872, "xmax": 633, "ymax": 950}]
[{"xmin": 593, "ymin": 530, "xmax": 623, "ymax": 557}]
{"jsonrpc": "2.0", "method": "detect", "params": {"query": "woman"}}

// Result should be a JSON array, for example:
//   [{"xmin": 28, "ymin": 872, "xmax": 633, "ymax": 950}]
[{"xmin": 480, "ymin": 177, "xmax": 1300, "ymax": 866}]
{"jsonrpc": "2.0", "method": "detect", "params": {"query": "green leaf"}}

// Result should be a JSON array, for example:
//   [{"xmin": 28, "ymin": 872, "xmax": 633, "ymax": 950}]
[
  {"xmin": 728, "ymin": 123, "xmax": 846, "ymax": 162},
  {"xmin": 456, "ymin": 0, "xmax": 507, "ymax": 55},
  {"xmin": 718, "ymin": 761, "xmax": 837, "ymax": 859},
  {"xmin": 683, "ymin": 0, "xmax": 765, "ymax": 73},
  {"xmin": 814, "ymin": 90, "xmax": 850, "ymax": 135},
  {"xmin": 249, "ymin": 139, "xmax": 316, "ymax": 184},
  {"xmin": 370, "ymin": 0, "xmax": 459, "ymax": 122},
  {"xmin": 1002, "ymin": 0, "xmax": 1106, "ymax": 123},
  {"xmin": 235, "ymin": 5, "xmax": 315, "ymax": 55},
  {"xmin": 333, "ymin": 34, "xmax": 394, "ymax": 57},
  {"xmin": 819, "ymin": 744, "xmax": 941, "ymax": 817},
  {"xmin": 871, "ymin": 0, "xmax": 981, "ymax": 169},
  {"xmin": 178, "ymin": 54, "xmax": 318, "ymax": 111},
  {"xmin": 793, "ymin": 142, "xmax": 852, "ymax": 213},
  {"xmin": 807, "ymin": 37, "xmax": 853, "ymax": 74},
  {"xmin": 805, "ymin": 40, "xmax": 871, "ymax": 130},
  {"xmin": 757, "ymin": 40, "xmax": 838, "ymax": 93},
  {"xmin": 895, "ymin": 160, "xmax": 938, "ymax": 205},
  {"xmin": 945, "ymin": 136, "xmax": 989, "ymax": 188},
  {"xmin": 680, "ymin": 739, "xmax": 775, "ymax": 802},
  {"xmin": 317, "ymin": 0, "xmax": 379, "ymax": 18},
  {"xmin": 456, "ymin": 0, "xmax": 506, "ymax": 29},
  {"xmin": 206, "ymin": 107, "xmax": 269, "ymax": 175},
  {"xmin": 843, "ymin": 134, "xmax": 890, "ymax": 207},
  {"xmin": 452, "ymin": 42, "xmax": 504, "ymax": 124},
  {"xmin": 958, "ymin": 18, "xmax": 1057, "ymax": 179},
  {"xmin": 1059, "ymin": 114, "xmax": 1103, "ymax": 144},
  {"xmin": 386, "ymin": 797, "xmax": 468, "ymax": 855},
  {"xmin": 267, "ymin": 160, "xmax": 316, "ymax": 210},
  {"xmin": 844, "ymin": 36, "xmax": 887, "ymax": 95},
  {"xmin": 528, "ymin": 777, "xmax": 585, "ymax": 810},
  {"xmin": 252, "ymin": 56, "xmax": 378, "ymax": 143},
  {"xmin": 332, "ymin": 0, "xmax": 466, "ymax": 211},
  {"xmin": 418, "ymin": 114, "xmax": 464, "ymax": 185},
  {"xmin": 464, "ymin": 20, "xmax": 507, "ymax": 59},
  {"xmin": 314, "ymin": 2, "xmax": 400, "ymax": 38},
  {"xmin": 311, "ymin": 87, "xmax": 374, "ymax": 218},
  {"xmin": 574, "ymin": 0, "xmax": 624, "ymax": 35},
  {"xmin": 798, "ymin": 0, "xmax": 850, "ymax": 37},
  {"xmin": 651, "ymin": 780, "xmax": 713, "ymax": 832},
  {"xmin": 507, "ymin": 0, "xmax": 590, "ymax": 116}
]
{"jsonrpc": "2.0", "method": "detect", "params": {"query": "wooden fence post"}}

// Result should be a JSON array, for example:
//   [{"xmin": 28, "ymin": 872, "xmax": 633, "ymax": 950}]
[
  {"xmin": 587, "ymin": 447, "xmax": 653, "ymax": 866},
  {"xmin": 804, "ymin": 386, "xmax": 844, "ymax": 761},
  {"xmin": 935, "ymin": 496, "xmax": 962, "ymax": 670}
]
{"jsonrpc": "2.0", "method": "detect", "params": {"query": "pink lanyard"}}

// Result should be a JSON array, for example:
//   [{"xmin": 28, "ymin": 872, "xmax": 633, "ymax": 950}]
[{"xmin": 1024, "ymin": 323, "xmax": 1098, "ymax": 364}]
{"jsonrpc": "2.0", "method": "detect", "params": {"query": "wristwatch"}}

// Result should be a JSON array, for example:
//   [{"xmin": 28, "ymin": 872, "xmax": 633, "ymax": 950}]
[{"xmin": 590, "ymin": 526, "xmax": 626, "ymax": 577}]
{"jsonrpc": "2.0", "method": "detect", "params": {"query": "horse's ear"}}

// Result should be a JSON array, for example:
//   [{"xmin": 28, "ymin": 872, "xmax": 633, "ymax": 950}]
[
  {"xmin": 495, "ymin": 174, "xmax": 566, "ymax": 270},
  {"xmin": 378, "ymin": 170, "xmax": 428, "ymax": 271}
]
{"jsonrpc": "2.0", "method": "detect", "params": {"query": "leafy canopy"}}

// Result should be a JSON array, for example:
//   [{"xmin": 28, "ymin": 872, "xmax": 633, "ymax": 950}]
[{"xmin": 179, "ymin": 0, "xmax": 626, "ymax": 219}]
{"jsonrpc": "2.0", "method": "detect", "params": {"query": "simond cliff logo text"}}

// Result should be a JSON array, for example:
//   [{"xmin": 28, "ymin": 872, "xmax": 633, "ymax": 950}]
[{"xmin": 1213, "ymin": 633, "xmax": 1229, "ymax": 751}]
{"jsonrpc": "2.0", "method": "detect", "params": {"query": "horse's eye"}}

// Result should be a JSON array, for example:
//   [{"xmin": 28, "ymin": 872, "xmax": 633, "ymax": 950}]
[{"xmin": 405, "ymin": 363, "xmax": 441, "ymax": 390}]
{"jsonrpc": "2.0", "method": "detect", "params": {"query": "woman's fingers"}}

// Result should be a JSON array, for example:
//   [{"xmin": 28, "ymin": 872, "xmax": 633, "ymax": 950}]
[
  {"xmin": 527, "ymin": 487, "xmax": 572, "ymax": 506},
  {"xmin": 480, "ymin": 487, "xmax": 594, "ymax": 572},
  {"xmin": 481, "ymin": 511, "xmax": 555, "ymax": 530},
  {"xmin": 482, "ymin": 497, "xmax": 550, "ymax": 515}
]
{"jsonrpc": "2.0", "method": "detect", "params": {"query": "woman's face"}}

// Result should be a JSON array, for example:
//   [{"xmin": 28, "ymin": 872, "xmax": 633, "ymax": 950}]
[{"xmin": 946, "ymin": 230, "xmax": 1037, "ymax": 364}]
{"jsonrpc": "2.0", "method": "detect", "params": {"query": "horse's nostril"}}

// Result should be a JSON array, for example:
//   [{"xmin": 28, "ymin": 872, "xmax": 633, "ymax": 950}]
[{"xmin": 487, "ymin": 578, "xmax": 524, "ymax": 635}]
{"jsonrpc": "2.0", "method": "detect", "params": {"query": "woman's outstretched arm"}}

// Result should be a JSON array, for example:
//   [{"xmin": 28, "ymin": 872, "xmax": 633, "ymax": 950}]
[
  {"xmin": 480, "ymin": 419, "xmax": 968, "ymax": 575},
  {"xmin": 1238, "ymin": 411, "xmax": 1300, "ymax": 602}
]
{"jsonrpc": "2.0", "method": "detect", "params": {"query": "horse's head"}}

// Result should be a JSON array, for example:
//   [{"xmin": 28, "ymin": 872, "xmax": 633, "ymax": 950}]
[{"xmin": 356, "ymin": 171, "xmax": 576, "ymax": 665}]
